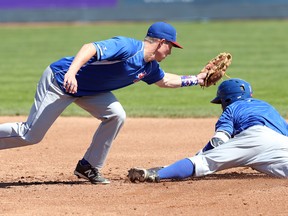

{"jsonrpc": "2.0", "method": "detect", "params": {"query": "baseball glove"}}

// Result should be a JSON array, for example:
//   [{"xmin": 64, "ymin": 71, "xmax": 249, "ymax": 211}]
[{"xmin": 200, "ymin": 52, "xmax": 232, "ymax": 87}]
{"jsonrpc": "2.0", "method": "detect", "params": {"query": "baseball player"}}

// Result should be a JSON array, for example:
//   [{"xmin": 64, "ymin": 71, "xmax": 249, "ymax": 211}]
[
  {"xmin": 0, "ymin": 22, "xmax": 208, "ymax": 184},
  {"xmin": 128, "ymin": 78, "xmax": 288, "ymax": 183}
]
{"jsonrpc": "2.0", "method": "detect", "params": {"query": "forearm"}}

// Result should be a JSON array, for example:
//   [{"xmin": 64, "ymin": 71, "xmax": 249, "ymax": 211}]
[
  {"xmin": 155, "ymin": 72, "xmax": 206, "ymax": 88},
  {"xmin": 63, "ymin": 43, "xmax": 96, "ymax": 94},
  {"xmin": 202, "ymin": 131, "xmax": 231, "ymax": 152},
  {"xmin": 67, "ymin": 43, "xmax": 97, "ymax": 75},
  {"xmin": 155, "ymin": 73, "xmax": 182, "ymax": 88}
]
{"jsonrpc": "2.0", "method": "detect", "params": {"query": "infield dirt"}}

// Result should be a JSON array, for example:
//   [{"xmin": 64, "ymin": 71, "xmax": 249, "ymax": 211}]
[{"xmin": 0, "ymin": 116, "xmax": 287, "ymax": 216}]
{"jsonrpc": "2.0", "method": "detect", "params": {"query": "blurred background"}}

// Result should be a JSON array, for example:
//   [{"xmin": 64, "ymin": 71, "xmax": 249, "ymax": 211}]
[
  {"xmin": 0, "ymin": 0, "xmax": 288, "ymax": 22},
  {"xmin": 0, "ymin": 0, "xmax": 288, "ymax": 117}
]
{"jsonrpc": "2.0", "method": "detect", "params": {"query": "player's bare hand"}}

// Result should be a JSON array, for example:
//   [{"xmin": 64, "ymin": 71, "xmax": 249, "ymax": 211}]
[
  {"xmin": 63, "ymin": 73, "xmax": 78, "ymax": 94},
  {"xmin": 196, "ymin": 72, "xmax": 207, "ymax": 86}
]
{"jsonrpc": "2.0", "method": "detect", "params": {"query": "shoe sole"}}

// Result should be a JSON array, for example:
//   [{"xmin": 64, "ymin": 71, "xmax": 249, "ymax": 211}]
[
  {"xmin": 128, "ymin": 168, "xmax": 147, "ymax": 182},
  {"xmin": 74, "ymin": 170, "xmax": 110, "ymax": 185}
]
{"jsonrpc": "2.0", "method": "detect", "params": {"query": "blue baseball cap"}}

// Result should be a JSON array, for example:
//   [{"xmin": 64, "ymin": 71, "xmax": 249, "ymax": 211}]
[{"xmin": 146, "ymin": 22, "xmax": 183, "ymax": 49}]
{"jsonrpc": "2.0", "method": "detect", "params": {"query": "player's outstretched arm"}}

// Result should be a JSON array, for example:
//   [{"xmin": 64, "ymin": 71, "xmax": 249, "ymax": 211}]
[{"xmin": 155, "ymin": 72, "xmax": 206, "ymax": 88}]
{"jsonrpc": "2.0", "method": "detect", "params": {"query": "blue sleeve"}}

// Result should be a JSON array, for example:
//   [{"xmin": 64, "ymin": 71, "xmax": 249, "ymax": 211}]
[
  {"xmin": 215, "ymin": 108, "xmax": 234, "ymax": 136},
  {"xmin": 141, "ymin": 61, "xmax": 165, "ymax": 85},
  {"xmin": 93, "ymin": 36, "xmax": 135, "ymax": 61}
]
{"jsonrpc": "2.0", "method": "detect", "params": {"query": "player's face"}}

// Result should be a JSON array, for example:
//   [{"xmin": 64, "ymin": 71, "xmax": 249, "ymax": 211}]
[{"xmin": 155, "ymin": 39, "xmax": 173, "ymax": 62}]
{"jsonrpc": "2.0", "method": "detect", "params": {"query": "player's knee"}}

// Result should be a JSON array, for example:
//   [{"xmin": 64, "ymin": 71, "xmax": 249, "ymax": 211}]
[
  {"xmin": 114, "ymin": 107, "xmax": 126, "ymax": 124},
  {"xmin": 24, "ymin": 135, "xmax": 44, "ymax": 145},
  {"xmin": 110, "ymin": 102, "xmax": 126, "ymax": 123},
  {"xmin": 99, "ymin": 102, "xmax": 126, "ymax": 126}
]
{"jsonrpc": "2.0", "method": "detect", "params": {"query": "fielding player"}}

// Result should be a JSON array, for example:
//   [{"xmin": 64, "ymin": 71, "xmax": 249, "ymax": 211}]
[{"xmin": 0, "ymin": 22, "xmax": 208, "ymax": 184}]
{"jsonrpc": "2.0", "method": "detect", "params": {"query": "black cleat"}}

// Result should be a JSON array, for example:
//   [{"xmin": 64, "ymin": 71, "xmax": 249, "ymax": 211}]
[{"xmin": 74, "ymin": 160, "xmax": 110, "ymax": 184}]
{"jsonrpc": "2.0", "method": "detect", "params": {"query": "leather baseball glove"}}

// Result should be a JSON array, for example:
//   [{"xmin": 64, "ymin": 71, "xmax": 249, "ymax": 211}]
[{"xmin": 200, "ymin": 52, "xmax": 232, "ymax": 87}]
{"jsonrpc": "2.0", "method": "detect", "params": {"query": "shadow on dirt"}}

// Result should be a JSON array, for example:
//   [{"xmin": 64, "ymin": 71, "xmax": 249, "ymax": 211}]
[
  {"xmin": 190, "ymin": 172, "xmax": 271, "ymax": 181},
  {"xmin": 1, "ymin": 172, "xmax": 273, "ymax": 188},
  {"xmin": 162, "ymin": 172, "xmax": 272, "ymax": 183},
  {"xmin": 0, "ymin": 180, "xmax": 89, "ymax": 188}
]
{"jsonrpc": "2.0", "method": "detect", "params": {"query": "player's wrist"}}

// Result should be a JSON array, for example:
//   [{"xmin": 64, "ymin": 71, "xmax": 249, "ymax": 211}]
[{"xmin": 181, "ymin": 75, "xmax": 198, "ymax": 87}]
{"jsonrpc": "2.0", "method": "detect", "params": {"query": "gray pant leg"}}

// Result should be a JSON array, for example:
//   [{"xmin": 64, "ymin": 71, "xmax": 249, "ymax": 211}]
[
  {"xmin": 189, "ymin": 126, "xmax": 288, "ymax": 178},
  {"xmin": 249, "ymin": 128, "xmax": 288, "ymax": 178},
  {"xmin": 75, "ymin": 93, "xmax": 126, "ymax": 169},
  {"xmin": 0, "ymin": 67, "xmax": 75, "ymax": 150}
]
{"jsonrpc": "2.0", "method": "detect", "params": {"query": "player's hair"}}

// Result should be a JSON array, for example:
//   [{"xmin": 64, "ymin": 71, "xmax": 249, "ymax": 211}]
[{"xmin": 144, "ymin": 36, "xmax": 160, "ymax": 44}]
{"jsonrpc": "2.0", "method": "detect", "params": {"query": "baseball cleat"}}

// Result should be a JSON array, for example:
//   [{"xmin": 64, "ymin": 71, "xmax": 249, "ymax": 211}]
[
  {"xmin": 74, "ymin": 160, "xmax": 110, "ymax": 184},
  {"xmin": 128, "ymin": 167, "xmax": 161, "ymax": 183}
]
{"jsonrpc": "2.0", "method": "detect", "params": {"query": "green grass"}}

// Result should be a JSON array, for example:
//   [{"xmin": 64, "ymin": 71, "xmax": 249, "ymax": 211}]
[{"xmin": 0, "ymin": 20, "xmax": 287, "ymax": 117}]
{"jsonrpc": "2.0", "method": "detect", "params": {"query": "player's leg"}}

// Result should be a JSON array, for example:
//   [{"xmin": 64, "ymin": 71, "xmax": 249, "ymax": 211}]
[
  {"xmin": 129, "ymin": 128, "xmax": 259, "ymax": 183},
  {"xmin": 129, "ymin": 126, "xmax": 288, "ymax": 183},
  {"xmin": 251, "ymin": 153, "xmax": 288, "ymax": 178},
  {"xmin": 248, "ymin": 127, "xmax": 288, "ymax": 178},
  {"xmin": 73, "ymin": 92, "xmax": 126, "ymax": 184},
  {"xmin": 0, "ymin": 66, "xmax": 75, "ymax": 150},
  {"xmin": 190, "ymin": 125, "xmax": 287, "ymax": 177},
  {"xmin": 128, "ymin": 127, "xmax": 259, "ymax": 183},
  {"xmin": 128, "ymin": 158, "xmax": 194, "ymax": 183}
]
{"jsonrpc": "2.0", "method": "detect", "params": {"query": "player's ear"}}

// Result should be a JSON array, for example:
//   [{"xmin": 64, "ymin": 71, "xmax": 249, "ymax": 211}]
[{"xmin": 159, "ymin": 39, "xmax": 166, "ymax": 46}]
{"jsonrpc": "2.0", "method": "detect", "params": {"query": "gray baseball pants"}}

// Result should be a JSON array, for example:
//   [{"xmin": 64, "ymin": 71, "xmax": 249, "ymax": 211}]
[
  {"xmin": 0, "ymin": 66, "xmax": 126, "ymax": 169},
  {"xmin": 189, "ymin": 125, "xmax": 288, "ymax": 178}
]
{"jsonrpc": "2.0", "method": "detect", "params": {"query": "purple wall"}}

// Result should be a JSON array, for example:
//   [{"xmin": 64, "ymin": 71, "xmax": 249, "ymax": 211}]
[
  {"xmin": 0, "ymin": 0, "xmax": 287, "ymax": 22},
  {"xmin": 0, "ymin": 0, "xmax": 117, "ymax": 9}
]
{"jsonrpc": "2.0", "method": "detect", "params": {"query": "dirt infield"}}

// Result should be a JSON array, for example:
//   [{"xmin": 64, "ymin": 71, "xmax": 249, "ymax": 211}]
[{"xmin": 0, "ymin": 116, "xmax": 287, "ymax": 216}]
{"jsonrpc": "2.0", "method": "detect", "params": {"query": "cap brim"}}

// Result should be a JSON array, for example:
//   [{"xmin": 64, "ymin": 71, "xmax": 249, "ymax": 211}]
[
  {"xmin": 170, "ymin": 41, "xmax": 183, "ymax": 49},
  {"xmin": 211, "ymin": 96, "xmax": 221, "ymax": 104}
]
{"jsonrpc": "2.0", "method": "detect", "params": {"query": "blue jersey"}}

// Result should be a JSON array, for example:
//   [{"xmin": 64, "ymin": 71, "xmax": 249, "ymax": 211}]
[
  {"xmin": 50, "ymin": 36, "xmax": 165, "ymax": 97},
  {"xmin": 216, "ymin": 98, "xmax": 288, "ymax": 137}
]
